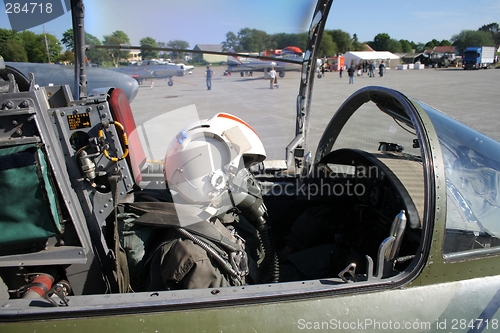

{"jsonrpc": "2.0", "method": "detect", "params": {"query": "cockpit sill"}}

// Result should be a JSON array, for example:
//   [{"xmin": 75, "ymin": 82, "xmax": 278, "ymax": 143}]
[
  {"xmin": 1, "ymin": 270, "xmax": 413, "ymax": 318},
  {"xmin": 2, "ymin": 0, "xmax": 500, "ymax": 324}
]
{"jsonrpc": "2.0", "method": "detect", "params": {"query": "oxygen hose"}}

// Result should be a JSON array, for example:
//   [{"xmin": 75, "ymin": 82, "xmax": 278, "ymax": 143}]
[
  {"xmin": 228, "ymin": 169, "xmax": 279, "ymax": 282},
  {"xmin": 251, "ymin": 213, "xmax": 280, "ymax": 283},
  {"xmin": 20, "ymin": 273, "xmax": 54, "ymax": 299},
  {"xmin": 228, "ymin": 194, "xmax": 279, "ymax": 283},
  {"xmin": 176, "ymin": 227, "xmax": 243, "ymax": 285},
  {"xmin": 255, "ymin": 217, "xmax": 280, "ymax": 283}
]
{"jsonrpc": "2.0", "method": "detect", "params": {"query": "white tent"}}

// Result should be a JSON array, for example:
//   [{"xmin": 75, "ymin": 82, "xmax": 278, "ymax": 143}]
[{"xmin": 343, "ymin": 51, "xmax": 400, "ymax": 68}]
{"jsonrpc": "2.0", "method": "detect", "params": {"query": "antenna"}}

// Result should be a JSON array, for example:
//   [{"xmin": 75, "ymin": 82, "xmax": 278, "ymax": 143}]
[
  {"xmin": 42, "ymin": 25, "xmax": 51, "ymax": 63},
  {"xmin": 70, "ymin": 0, "xmax": 87, "ymax": 99}
]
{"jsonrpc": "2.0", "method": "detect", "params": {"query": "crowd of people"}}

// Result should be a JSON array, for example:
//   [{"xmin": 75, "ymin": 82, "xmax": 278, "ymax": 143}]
[
  {"xmin": 209, "ymin": 60, "xmax": 389, "ymax": 90},
  {"xmin": 341, "ymin": 60, "xmax": 386, "ymax": 84}
]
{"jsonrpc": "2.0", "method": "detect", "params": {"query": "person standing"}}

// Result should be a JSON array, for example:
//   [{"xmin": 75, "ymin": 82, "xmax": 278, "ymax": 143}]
[
  {"xmin": 339, "ymin": 65, "xmax": 343, "ymax": 78},
  {"xmin": 269, "ymin": 67, "xmax": 277, "ymax": 89},
  {"xmin": 379, "ymin": 61, "xmax": 385, "ymax": 77},
  {"xmin": 369, "ymin": 62, "xmax": 375, "ymax": 77},
  {"xmin": 347, "ymin": 65, "xmax": 355, "ymax": 84},
  {"xmin": 205, "ymin": 66, "xmax": 214, "ymax": 90}
]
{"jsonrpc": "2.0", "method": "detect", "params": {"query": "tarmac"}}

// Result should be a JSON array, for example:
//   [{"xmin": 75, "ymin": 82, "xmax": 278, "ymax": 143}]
[{"xmin": 130, "ymin": 66, "xmax": 500, "ymax": 160}]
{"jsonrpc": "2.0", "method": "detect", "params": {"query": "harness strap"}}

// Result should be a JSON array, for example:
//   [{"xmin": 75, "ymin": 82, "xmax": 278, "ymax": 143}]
[
  {"xmin": 110, "ymin": 175, "xmax": 131, "ymax": 293},
  {"xmin": 124, "ymin": 201, "xmax": 249, "ymax": 283}
]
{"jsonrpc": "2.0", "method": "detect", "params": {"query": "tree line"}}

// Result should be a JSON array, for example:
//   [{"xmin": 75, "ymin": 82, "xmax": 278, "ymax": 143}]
[
  {"xmin": 0, "ymin": 28, "xmax": 189, "ymax": 66},
  {"xmin": 224, "ymin": 23, "xmax": 499, "ymax": 56},
  {"xmin": 0, "ymin": 23, "xmax": 498, "ymax": 65}
]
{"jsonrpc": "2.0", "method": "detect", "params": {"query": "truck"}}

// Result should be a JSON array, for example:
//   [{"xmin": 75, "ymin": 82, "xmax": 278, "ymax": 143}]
[
  {"xmin": 323, "ymin": 56, "xmax": 345, "ymax": 71},
  {"xmin": 462, "ymin": 46, "xmax": 496, "ymax": 69}
]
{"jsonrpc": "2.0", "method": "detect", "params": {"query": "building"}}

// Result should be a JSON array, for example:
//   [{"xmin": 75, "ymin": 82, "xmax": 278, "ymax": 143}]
[
  {"xmin": 424, "ymin": 46, "xmax": 456, "ymax": 63},
  {"xmin": 400, "ymin": 53, "xmax": 428, "ymax": 65},
  {"xmin": 192, "ymin": 44, "xmax": 226, "ymax": 64},
  {"xmin": 342, "ymin": 51, "xmax": 400, "ymax": 69},
  {"xmin": 426, "ymin": 46, "xmax": 456, "ymax": 57},
  {"xmin": 126, "ymin": 50, "xmax": 141, "ymax": 63}
]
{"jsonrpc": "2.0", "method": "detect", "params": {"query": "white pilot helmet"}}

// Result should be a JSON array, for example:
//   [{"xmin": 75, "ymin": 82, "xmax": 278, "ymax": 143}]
[{"xmin": 164, "ymin": 113, "xmax": 266, "ymax": 205}]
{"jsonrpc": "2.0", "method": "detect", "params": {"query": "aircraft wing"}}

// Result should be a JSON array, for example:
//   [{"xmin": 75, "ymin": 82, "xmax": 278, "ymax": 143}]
[
  {"xmin": 227, "ymin": 53, "xmax": 300, "ymax": 76},
  {"xmin": 175, "ymin": 63, "xmax": 195, "ymax": 73},
  {"xmin": 227, "ymin": 59, "xmax": 277, "ymax": 72},
  {"xmin": 6, "ymin": 62, "xmax": 139, "ymax": 102},
  {"xmin": 110, "ymin": 63, "xmax": 185, "ymax": 84}
]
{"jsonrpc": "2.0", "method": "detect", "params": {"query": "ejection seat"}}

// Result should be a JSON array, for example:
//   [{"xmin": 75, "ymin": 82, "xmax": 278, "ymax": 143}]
[{"xmin": 0, "ymin": 56, "xmax": 147, "ymax": 298}]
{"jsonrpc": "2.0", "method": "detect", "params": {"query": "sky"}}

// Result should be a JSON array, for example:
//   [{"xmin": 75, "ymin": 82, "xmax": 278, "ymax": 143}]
[{"xmin": 1, "ymin": 0, "xmax": 499, "ymax": 49}]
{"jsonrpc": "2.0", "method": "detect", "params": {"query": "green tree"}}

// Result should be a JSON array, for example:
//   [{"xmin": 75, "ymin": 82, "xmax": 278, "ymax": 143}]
[
  {"xmin": 424, "ymin": 41, "xmax": 435, "ymax": 50},
  {"xmin": 61, "ymin": 29, "xmax": 101, "ymax": 49},
  {"xmin": 237, "ymin": 28, "xmax": 274, "ymax": 52},
  {"xmin": 272, "ymin": 32, "xmax": 307, "ymax": 51},
  {"xmin": 430, "ymin": 39, "xmax": 440, "ymax": 47},
  {"xmin": 61, "ymin": 29, "xmax": 112, "ymax": 65},
  {"xmin": 0, "ymin": 28, "xmax": 19, "ymax": 43},
  {"xmin": 479, "ymin": 23, "xmax": 499, "ymax": 35},
  {"xmin": 166, "ymin": 40, "xmax": 190, "ymax": 60},
  {"xmin": 44, "ymin": 33, "xmax": 63, "ymax": 63},
  {"xmin": 439, "ymin": 39, "xmax": 452, "ymax": 46},
  {"xmin": 451, "ymin": 30, "xmax": 494, "ymax": 54},
  {"xmin": 370, "ymin": 33, "xmax": 391, "ymax": 51},
  {"xmin": 58, "ymin": 49, "xmax": 74, "ymax": 64},
  {"xmin": 18, "ymin": 30, "xmax": 61, "ymax": 63},
  {"xmin": 318, "ymin": 33, "xmax": 337, "ymax": 57},
  {"xmin": 18, "ymin": 31, "xmax": 44, "ymax": 62},
  {"xmin": 156, "ymin": 41, "xmax": 169, "ymax": 60},
  {"xmin": 221, "ymin": 31, "xmax": 307, "ymax": 57},
  {"xmin": 399, "ymin": 39, "xmax": 413, "ymax": 53},
  {"xmin": 326, "ymin": 29, "xmax": 351, "ymax": 54},
  {"xmin": 85, "ymin": 34, "xmax": 107, "ymax": 65},
  {"xmin": 0, "ymin": 28, "xmax": 61, "ymax": 63},
  {"xmin": 351, "ymin": 41, "xmax": 365, "ymax": 51},
  {"xmin": 368, "ymin": 33, "xmax": 404, "ymax": 53},
  {"xmin": 478, "ymin": 22, "xmax": 500, "ymax": 46},
  {"xmin": 103, "ymin": 30, "xmax": 131, "ymax": 67},
  {"xmin": 139, "ymin": 37, "xmax": 158, "ymax": 60},
  {"xmin": 0, "ymin": 39, "xmax": 28, "ymax": 62},
  {"xmin": 386, "ymin": 39, "xmax": 402, "ymax": 53},
  {"xmin": 414, "ymin": 42, "xmax": 426, "ymax": 53},
  {"xmin": 61, "ymin": 29, "xmax": 74, "ymax": 50},
  {"xmin": 222, "ymin": 31, "xmax": 239, "ymax": 51},
  {"xmin": 350, "ymin": 33, "xmax": 366, "ymax": 52}
]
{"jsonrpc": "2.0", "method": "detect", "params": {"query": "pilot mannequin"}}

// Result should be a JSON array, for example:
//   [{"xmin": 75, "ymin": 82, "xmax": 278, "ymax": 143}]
[{"xmin": 138, "ymin": 113, "xmax": 275, "ymax": 291}]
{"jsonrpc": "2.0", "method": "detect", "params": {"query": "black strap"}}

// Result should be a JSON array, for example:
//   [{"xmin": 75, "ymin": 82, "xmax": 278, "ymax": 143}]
[{"xmin": 110, "ymin": 175, "xmax": 131, "ymax": 293}]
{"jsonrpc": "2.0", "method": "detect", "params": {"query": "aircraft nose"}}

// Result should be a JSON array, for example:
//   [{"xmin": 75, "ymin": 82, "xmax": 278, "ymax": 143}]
[
  {"xmin": 126, "ymin": 78, "xmax": 139, "ymax": 102},
  {"xmin": 85, "ymin": 67, "xmax": 141, "ymax": 102},
  {"xmin": 104, "ymin": 71, "xmax": 139, "ymax": 102}
]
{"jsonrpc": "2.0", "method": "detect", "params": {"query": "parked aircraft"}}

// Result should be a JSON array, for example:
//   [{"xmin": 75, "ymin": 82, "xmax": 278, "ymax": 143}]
[
  {"xmin": 1, "ymin": 0, "xmax": 500, "ymax": 332},
  {"xmin": 4, "ymin": 62, "xmax": 139, "ymax": 102},
  {"xmin": 227, "ymin": 48, "xmax": 301, "ymax": 77},
  {"xmin": 110, "ymin": 60, "xmax": 187, "ymax": 86},
  {"xmin": 178, "ymin": 63, "xmax": 195, "ymax": 74}
]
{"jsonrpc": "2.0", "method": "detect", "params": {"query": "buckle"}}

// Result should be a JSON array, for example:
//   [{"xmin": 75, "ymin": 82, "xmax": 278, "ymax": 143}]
[{"xmin": 230, "ymin": 250, "xmax": 249, "ymax": 277}]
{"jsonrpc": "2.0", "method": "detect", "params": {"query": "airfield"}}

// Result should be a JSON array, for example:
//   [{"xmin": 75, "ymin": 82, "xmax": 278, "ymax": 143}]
[{"xmin": 129, "ymin": 66, "xmax": 500, "ymax": 160}]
